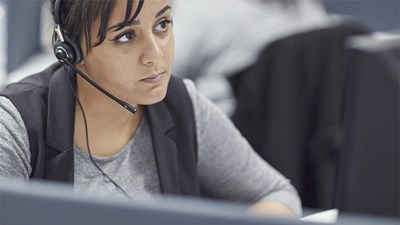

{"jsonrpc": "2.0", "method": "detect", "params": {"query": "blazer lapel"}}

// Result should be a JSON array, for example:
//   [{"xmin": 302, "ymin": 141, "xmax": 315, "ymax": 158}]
[{"xmin": 145, "ymin": 102, "xmax": 181, "ymax": 195}]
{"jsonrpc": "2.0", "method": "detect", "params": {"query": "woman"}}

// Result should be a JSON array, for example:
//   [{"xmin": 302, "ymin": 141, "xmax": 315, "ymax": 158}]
[{"xmin": 0, "ymin": 0, "xmax": 301, "ymax": 218}]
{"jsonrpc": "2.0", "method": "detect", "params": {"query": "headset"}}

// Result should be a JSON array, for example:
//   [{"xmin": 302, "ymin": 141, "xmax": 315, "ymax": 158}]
[
  {"xmin": 53, "ymin": 0, "xmax": 135, "ymax": 199},
  {"xmin": 53, "ymin": 0, "xmax": 83, "ymax": 65},
  {"xmin": 52, "ymin": 0, "xmax": 137, "ymax": 114}
]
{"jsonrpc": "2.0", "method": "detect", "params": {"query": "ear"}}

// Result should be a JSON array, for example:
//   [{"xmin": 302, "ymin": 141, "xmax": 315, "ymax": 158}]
[
  {"xmin": 76, "ymin": 58, "xmax": 85, "ymax": 66},
  {"xmin": 77, "ymin": 36, "xmax": 90, "ymax": 66}
]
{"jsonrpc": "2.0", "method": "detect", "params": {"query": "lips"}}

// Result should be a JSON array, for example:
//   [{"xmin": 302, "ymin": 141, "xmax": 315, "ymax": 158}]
[{"xmin": 141, "ymin": 72, "xmax": 165, "ymax": 84}]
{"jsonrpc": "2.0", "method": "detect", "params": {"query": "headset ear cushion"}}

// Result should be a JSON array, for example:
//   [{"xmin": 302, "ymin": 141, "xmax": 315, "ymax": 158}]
[
  {"xmin": 65, "ymin": 36, "xmax": 83, "ymax": 65},
  {"xmin": 53, "ymin": 37, "xmax": 83, "ymax": 65},
  {"xmin": 54, "ymin": 41, "xmax": 74, "ymax": 63}
]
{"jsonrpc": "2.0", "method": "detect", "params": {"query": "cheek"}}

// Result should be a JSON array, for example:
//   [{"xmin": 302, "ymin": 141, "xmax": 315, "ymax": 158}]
[
  {"xmin": 81, "ymin": 59, "xmax": 122, "ymax": 99},
  {"xmin": 86, "ymin": 48, "xmax": 136, "ymax": 83},
  {"xmin": 164, "ymin": 35, "xmax": 175, "ymax": 68}
]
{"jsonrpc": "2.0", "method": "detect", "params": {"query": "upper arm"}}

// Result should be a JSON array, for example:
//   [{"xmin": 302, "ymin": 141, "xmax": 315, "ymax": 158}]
[
  {"xmin": 0, "ymin": 96, "xmax": 31, "ymax": 181},
  {"xmin": 183, "ymin": 79, "xmax": 302, "ymax": 217}
]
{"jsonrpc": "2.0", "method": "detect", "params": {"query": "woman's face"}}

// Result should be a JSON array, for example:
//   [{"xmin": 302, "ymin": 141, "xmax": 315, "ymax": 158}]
[{"xmin": 79, "ymin": 0, "xmax": 174, "ymax": 106}]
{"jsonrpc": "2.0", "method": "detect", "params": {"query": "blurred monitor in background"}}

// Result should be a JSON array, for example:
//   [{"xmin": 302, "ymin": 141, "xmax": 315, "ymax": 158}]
[
  {"xmin": 4, "ymin": 0, "xmax": 56, "ymax": 85},
  {"xmin": 323, "ymin": 0, "xmax": 400, "ymax": 31},
  {"xmin": 5, "ymin": 0, "xmax": 44, "ymax": 74}
]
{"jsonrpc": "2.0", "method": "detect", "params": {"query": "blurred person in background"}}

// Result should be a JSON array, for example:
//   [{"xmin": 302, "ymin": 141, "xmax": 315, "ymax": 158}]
[{"xmin": 172, "ymin": 0, "xmax": 330, "ymax": 115}]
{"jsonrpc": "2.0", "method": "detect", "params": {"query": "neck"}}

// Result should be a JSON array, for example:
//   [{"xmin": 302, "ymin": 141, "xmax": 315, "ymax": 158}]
[{"xmin": 73, "ymin": 76, "xmax": 143, "ymax": 157}]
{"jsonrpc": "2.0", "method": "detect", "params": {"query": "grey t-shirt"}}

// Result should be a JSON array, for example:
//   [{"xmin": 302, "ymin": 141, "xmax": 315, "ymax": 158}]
[{"xmin": 0, "ymin": 79, "xmax": 301, "ymax": 217}]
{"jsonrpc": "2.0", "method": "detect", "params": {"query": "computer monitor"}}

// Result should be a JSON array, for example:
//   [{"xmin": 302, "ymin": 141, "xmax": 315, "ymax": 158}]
[
  {"xmin": 1, "ymin": 182, "xmax": 398, "ymax": 225},
  {"xmin": 0, "ymin": 182, "xmax": 318, "ymax": 225}
]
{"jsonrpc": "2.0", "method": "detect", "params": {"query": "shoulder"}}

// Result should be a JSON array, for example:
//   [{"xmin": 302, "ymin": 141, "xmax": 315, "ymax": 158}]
[
  {"xmin": 0, "ymin": 63, "xmax": 65, "ymax": 135},
  {"xmin": 181, "ymin": 78, "xmax": 218, "ymax": 120},
  {"xmin": 0, "ymin": 96, "xmax": 22, "ymax": 119},
  {"xmin": 182, "ymin": 78, "xmax": 197, "ymax": 98},
  {"xmin": 0, "ymin": 63, "xmax": 61, "ymax": 98},
  {"xmin": 0, "ymin": 97, "xmax": 30, "ymax": 153},
  {"xmin": 180, "ymin": 78, "xmax": 233, "ymax": 139},
  {"xmin": 0, "ymin": 96, "xmax": 32, "ymax": 180},
  {"xmin": 176, "ymin": 78, "xmax": 208, "ymax": 119},
  {"xmin": 0, "ymin": 63, "xmax": 64, "ymax": 117},
  {"xmin": 0, "ymin": 96, "xmax": 29, "ymax": 142}
]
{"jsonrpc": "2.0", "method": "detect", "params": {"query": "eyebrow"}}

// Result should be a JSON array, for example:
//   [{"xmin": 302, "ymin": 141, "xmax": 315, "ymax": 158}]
[
  {"xmin": 155, "ymin": 5, "xmax": 171, "ymax": 18},
  {"xmin": 108, "ymin": 5, "xmax": 171, "ymax": 32},
  {"xmin": 108, "ymin": 19, "xmax": 140, "ymax": 32}
]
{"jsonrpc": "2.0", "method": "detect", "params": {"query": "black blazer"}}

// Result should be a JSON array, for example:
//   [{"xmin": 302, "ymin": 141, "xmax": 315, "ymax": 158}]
[{"xmin": 0, "ymin": 63, "xmax": 201, "ymax": 197}]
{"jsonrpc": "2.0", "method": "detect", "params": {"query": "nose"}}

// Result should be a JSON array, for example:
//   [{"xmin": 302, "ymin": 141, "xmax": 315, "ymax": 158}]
[{"xmin": 140, "ymin": 35, "xmax": 164, "ymax": 66}]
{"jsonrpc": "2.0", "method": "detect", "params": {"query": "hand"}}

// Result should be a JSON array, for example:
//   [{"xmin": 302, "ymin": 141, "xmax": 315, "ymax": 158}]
[{"xmin": 247, "ymin": 201, "xmax": 297, "ymax": 219}]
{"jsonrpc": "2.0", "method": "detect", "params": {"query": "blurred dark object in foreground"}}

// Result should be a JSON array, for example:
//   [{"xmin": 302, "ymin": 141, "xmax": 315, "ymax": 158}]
[
  {"xmin": 1, "ymin": 181, "xmax": 399, "ymax": 225},
  {"xmin": 335, "ymin": 32, "xmax": 399, "ymax": 217}
]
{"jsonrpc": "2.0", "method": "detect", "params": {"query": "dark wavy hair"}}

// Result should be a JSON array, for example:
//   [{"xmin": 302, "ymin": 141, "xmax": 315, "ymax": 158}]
[{"xmin": 49, "ymin": 0, "xmax": 144, "ymax": 52}]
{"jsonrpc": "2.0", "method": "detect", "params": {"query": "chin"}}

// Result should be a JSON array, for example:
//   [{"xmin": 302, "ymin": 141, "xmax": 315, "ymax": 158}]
[{"xmin": 140, "ymin": 89, "xmax": 168, "ymax": 105}]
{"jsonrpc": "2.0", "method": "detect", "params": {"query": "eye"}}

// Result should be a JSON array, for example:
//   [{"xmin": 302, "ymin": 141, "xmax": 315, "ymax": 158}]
[
  {"xmin": 113, "ymin": 30, "xmax": 136, "ymax": 43},
  {"xmin": 154, "ymin": 18, "xmax": 172, "ymax": 33}
]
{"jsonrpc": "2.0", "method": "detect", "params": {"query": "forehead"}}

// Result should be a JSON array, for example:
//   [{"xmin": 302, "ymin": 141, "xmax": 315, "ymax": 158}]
[{"xmin": 109, "ymin": 0, "xmax": 171, "ymax": 25}]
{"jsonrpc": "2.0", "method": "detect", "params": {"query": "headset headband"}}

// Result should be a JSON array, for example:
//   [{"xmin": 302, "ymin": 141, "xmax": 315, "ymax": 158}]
[
  {"xmin": 54, "ymin": 0, "xmax": 62, "ymax": 26},
  {"xmin": 52, "ymin": 0, "xmax": 83, "ymax": 64},
  {"xmin": 53, "ymin": 0, "xmax": 65, "ymax": 42}
]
